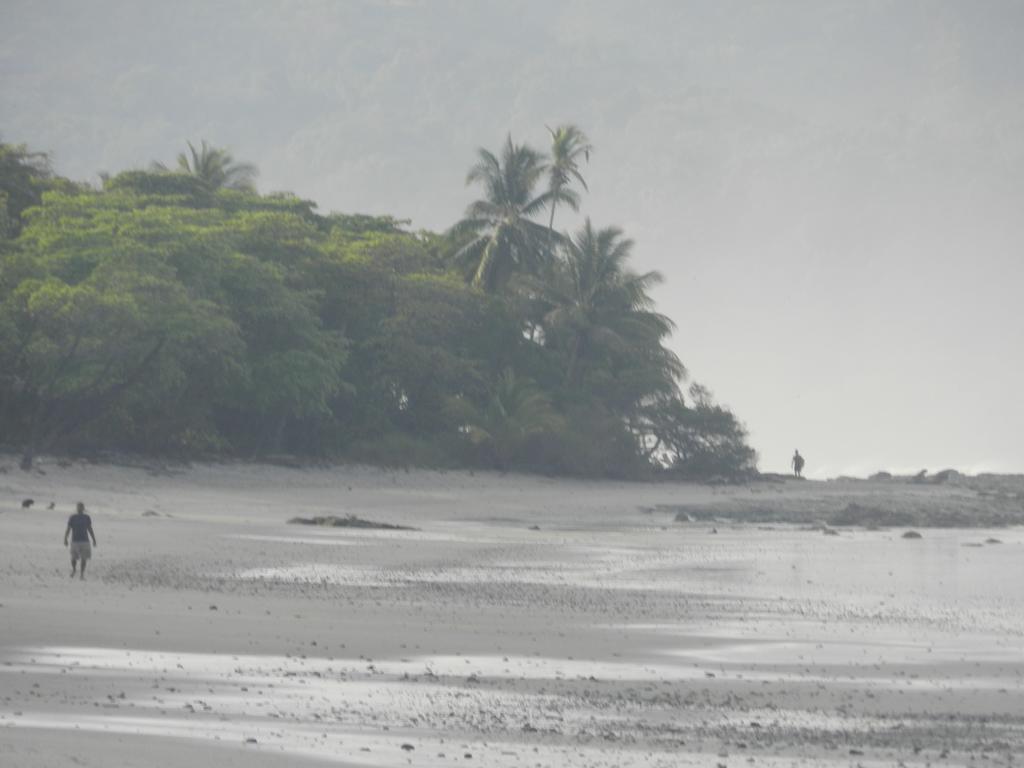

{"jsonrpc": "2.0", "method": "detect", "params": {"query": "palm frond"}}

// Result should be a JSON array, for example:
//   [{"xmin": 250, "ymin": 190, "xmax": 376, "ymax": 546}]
[
  {"xmin": 456, "ymin": 136, "xmax": 551, "ymax": 292},
  {"xmin": 466, "ymin": 148, "xmax": 500, "ymax": 186}
]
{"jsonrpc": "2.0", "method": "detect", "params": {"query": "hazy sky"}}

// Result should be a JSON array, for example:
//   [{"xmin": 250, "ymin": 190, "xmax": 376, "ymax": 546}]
[{"xmin": 3, "ymin": 0, "xmax": 1023, "ymax": 476}]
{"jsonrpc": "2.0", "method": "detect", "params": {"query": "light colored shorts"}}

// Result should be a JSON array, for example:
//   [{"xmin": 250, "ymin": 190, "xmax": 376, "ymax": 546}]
[{"xmin": 70, "ymin": 542, "xmax": 92, "ymax": 561}]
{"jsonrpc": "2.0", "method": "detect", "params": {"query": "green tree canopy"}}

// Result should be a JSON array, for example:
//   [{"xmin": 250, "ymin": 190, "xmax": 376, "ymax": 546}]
[
  {"xmin": 0, "ymin": 141, "xmax": 80, "ymax": 238},
  {"xmin": 0, "ymin": 134, "xmax": 755, "ymax": 479}
]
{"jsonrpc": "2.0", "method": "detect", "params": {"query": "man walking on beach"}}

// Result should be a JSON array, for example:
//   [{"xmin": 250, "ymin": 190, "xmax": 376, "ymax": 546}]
[
  {"xmin": 791, "ymin": 450, "xmax": 805, "ymax": 478},
  {"xmin": 64, "ymin": 502, "xmax": 97, "ymax": 580}
]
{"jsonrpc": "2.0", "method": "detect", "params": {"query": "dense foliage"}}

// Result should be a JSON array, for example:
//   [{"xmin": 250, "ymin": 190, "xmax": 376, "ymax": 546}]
[{"xmin": 0, "ymin": 133, "xmax": 756, "ymax": 478}]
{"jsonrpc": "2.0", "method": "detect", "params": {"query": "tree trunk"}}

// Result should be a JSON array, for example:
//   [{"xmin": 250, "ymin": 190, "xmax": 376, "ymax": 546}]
[
  {"xmin": 19, "ymin": 397, "xmax": 47, "ymax": 471},
  {"xmin": 473, "ymin": 238, "xmax": 499, "ymax": 291},
  {"xmin": 269, "ymin": 410, "xmax": 288, "ymax": 454},
  {"xmin": 563, "ymin": 334, "xmax": 583, "ymax": 387}
]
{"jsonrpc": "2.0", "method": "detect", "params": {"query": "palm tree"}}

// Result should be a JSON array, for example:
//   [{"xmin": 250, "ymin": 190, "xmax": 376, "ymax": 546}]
[
  {"xmin": 537, "ymin": 219, "xmax": 683, "ymax": 391},
  {"xmin": 154, "ymin": 141, "xmax": 257, "ymax": 191},
  {"xmin": 452, "ymin": 135, "xmax": 572, "ymax": 293},
  {"xmin": 445, "ymin": 368, "xmax": 564, "ymax": 469},
  {"xmin": 545, "ymin": 124, "xmax": 593, "ymax": 235}
]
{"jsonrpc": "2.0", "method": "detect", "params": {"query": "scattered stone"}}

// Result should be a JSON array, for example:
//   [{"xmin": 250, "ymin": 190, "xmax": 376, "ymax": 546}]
[
  {"xmin": 822, "ymin": 526, "xmax": 839, "ymax": 536},
  {"xmin": 21, "ymin": 499, "xmax": 34, "ymax": 509},
  {"xmin": 528, "ymin": 525, "xmax": 541, "ymax": 531},
  {"xmin": 244, "ymin": 737, "xmax": 257, "ymax": 744},
  {"xmin": 47, "ymin": 502, "xmax": 55, "ymax": 510},
  {"xmin": 902, "ymin": 530, "xmax": 923, "ymax": 539},
  {"xmin": 401, "ymin": 743, "xmax": 415, "ymax": 751},
  {"xmin": 985, "ymin": 538, "xmax": 1002, "ymax": 544},
  {"xmin": 209, "ymin": 605, "xmax": 218, "ymax": 610},
  {"xmin": 142, "ymin": 510, "xmax": 160, "ymax": 517}
]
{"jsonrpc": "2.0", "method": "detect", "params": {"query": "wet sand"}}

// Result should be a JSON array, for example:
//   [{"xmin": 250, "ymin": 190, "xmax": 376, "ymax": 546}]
[{"xmin": 1, "ymin": 459, "xmax": 1022, "ymax": 766}]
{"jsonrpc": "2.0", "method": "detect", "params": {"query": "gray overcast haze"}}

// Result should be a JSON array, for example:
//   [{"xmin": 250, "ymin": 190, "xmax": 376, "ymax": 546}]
[{"xmin": 3, "ymin": 0, "xmax": 1023, "ymax": 476}]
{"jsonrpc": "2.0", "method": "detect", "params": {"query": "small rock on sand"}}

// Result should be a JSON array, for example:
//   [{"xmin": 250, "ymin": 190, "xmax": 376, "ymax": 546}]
[{"xmin": 902, "ymin": 530, "xmax": 923, "ymax": 539}]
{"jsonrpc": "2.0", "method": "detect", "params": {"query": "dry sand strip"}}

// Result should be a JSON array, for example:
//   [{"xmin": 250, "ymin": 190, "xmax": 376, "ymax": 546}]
[{"xmin": 2, "ymin": 459, "xmax": 1024, "ymax": 766}]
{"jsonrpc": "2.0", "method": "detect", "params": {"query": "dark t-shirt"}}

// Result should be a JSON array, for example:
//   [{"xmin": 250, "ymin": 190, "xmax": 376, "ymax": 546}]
[{"xmin": 67, "ymin": 514, "xmax": 92, "ymax": 543}]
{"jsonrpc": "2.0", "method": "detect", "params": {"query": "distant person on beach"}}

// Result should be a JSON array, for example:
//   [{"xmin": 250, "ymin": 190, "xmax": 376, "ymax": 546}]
[
  {"xmin": 64, "ymin": 502, "xmax": 97, "ymax": 580},
  {"xmin": 791, "ymin": 450, "xmax": 805, "ymax": 478}
]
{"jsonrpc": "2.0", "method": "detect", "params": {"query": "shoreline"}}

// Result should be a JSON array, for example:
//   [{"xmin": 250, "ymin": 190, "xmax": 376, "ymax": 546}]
[
  {"xmin": 2, "ymin": 458, "xmax": 1023, "ymax": 766},
  {"xmin": 4, "ymin": 453, "xmax": 1023, "ymax": 529}
]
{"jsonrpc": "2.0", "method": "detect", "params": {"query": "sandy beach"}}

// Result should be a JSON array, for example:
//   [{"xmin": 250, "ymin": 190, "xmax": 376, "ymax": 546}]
[{"xmin": 2, "ymin": 458, "xmax": 1022, "ymax": 767}]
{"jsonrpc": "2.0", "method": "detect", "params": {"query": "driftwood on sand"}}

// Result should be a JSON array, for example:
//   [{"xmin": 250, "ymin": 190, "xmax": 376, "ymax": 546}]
[{"xmin": 288, "ymin": 514, "xmax": 416, "ymax": 531}]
